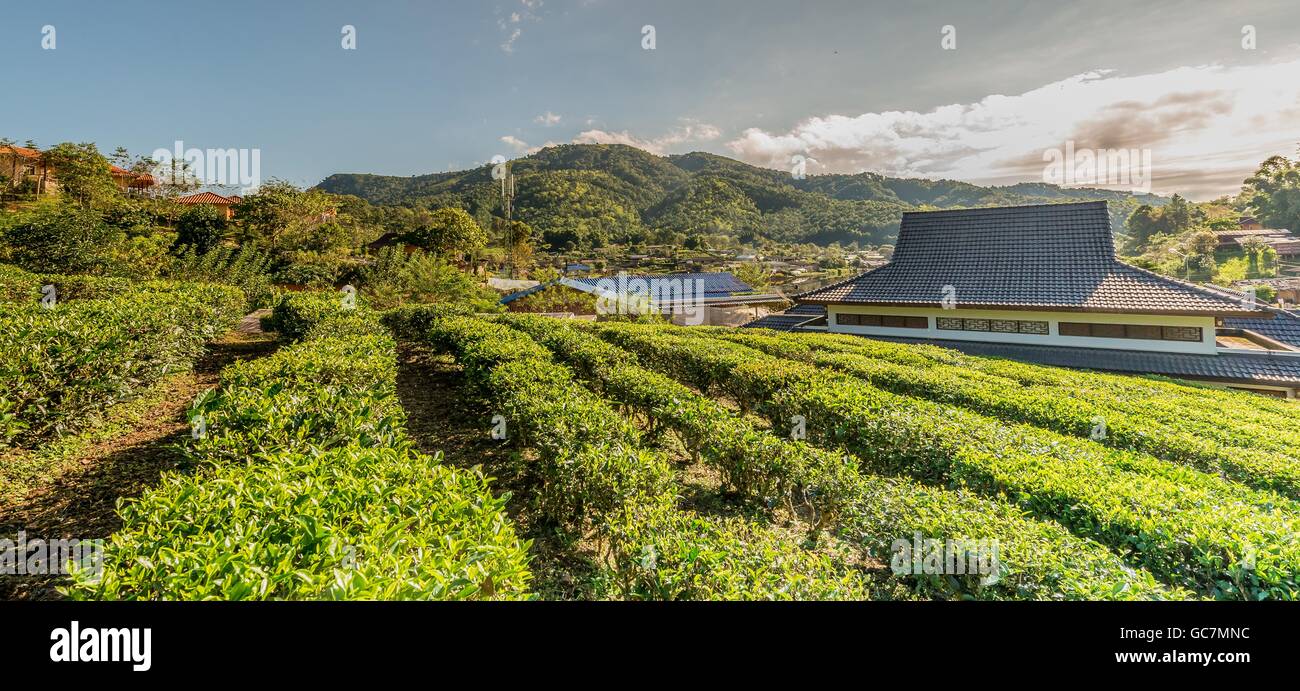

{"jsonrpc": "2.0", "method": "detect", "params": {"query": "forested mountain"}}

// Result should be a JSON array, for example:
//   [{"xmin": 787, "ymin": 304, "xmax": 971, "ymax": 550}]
[{"xmin": 316, "ymin": 144, "xmax": 1166, "ymax": 250}]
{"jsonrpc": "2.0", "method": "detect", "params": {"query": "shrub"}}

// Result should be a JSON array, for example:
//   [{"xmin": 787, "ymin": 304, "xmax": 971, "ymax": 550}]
[
  {"xmin": 597, "ymin": 322, "xmax": 1300, "ymax": 600},
  {"xmin": 504, "ymin": 314, "xmax": 1181, "ymax": 600},
  {"xmin": 70, "ymin": 292, "xmax": 532, "ymax": 600},
  {"xmin": 0, "ymin": 282, "xmax": 245, "ymax": 447},
  {"xmin": 2, "ymin": 200, "xmax": 124, "ymax": 274},
  {"xmin": 0, "ymin": 264, "xmax": 40, "ymax": 302},
  {"xmin": 715, "ymin": 329, "xmax": 1300, "ymax": 499},
  {"xmin": 166, "ymin": 244, "xmax": 275, "ymax": 308},
  {"xmin": 173, "ymin": 204, "xmax": 228, "ymax": 253},
  {"xmin": 419, "ymin": 314, "xmax": 881, "ymax": 600}
]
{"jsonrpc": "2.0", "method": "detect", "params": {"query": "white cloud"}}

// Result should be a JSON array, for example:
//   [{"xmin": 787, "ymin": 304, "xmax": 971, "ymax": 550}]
[
  {"xmin": 499, "ymin": 135, "xmax": 533, "ymax": 153},
  {"xmin": 574, "ymin": 121, "xmax": 722, "ymax": 155},
  {"xmin": 535, "ymin": 111, "xmax": 561, "ymax": 126},
  {"xmin": 498, "ymin": 1, "xmax": 543, "ymax": 54},
  {"xmin": 500, "ymin": 27, "xmax": 523, "ymax": 53},
  {"xmin": 725, "ymin": 59, "xmax": 1300, "ymax": 199}
]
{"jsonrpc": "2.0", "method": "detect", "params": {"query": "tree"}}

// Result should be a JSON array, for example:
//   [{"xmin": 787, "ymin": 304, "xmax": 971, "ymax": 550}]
[
  {"xmin": 1244, "ymin": 152, "xmax": 1300, "ymax": 234},
  {"xmin": 1240, "ymin": 236, "xmax": 1269, "ymax": 276},
  {"xmin": 40, "ymin": 142, "xmax": 118, "ymax": 208},
  {"xmin": 109, "ymin": 146, "xmax": 131, "ymax": 168},
  {"xmin": 1162, "ymin": 194, "xmax": 1200, "ymax": 232},
  {"xmin": 1186, "ymin": 230, "xmax": 1219, "ymax": 280},
  {"xmin": 502, "ymin": 218, "xmax": 536, "ymax": 274},
  {"xmin": 174, "ymin": 204, "xmax": 229, "ymax": 253},
  {"xmin": 1123, "ymin": 205, "xmax": 1161, "ymax": 254},
  {"xmin": 3, "ymin": 200, "xmax": 123, "ymax": 273},
  {"xmin": 406, "ymin": 207, "xmax": 487, "ymax": 257},
  {"xmin": 734, "ymin": 261, "xmax": 772, "ymax": 290},
  {"xmin": 233, "ymin": 180, "xmax": 336, "ymax": 247}
]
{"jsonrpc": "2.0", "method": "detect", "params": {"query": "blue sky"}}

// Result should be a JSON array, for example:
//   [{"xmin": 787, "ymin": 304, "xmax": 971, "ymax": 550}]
[{"xmin": 3, "ymin": 0, "xmax": 1299, "ymax": 198}]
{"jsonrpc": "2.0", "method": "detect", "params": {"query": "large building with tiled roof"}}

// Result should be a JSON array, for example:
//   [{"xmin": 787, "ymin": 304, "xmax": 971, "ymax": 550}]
[{"xmin": 750, "ymin": 201, "xmax": 1300, "ymax": 397}]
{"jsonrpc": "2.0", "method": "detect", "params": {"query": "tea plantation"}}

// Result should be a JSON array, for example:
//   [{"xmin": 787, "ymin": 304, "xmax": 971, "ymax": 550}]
[{"xmin": 4, "ymin": 276, "xmax": 1298, "ymax": 600}]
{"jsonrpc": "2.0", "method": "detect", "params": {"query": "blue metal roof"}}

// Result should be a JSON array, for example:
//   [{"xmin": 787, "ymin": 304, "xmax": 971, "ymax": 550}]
[
  {"xmin": 499, "ymin": 280, "xmax": 560, "ymax": 304},
  {"xmin": 568, "ymin": 272, "xmax": 753, "ymax": 298}
]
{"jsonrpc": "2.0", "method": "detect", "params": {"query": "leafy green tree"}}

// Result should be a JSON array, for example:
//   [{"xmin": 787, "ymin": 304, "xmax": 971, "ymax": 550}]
[
  {"xmin": 41, "ymin": 142, "xmax": 118, "ymax": 208},
  {"xmin": 109, "ymin": 146, "xmax": 131, "ymax": 168},
  {"xmin": 174, "ymin": 204, "xmax": 229, "ymax": 253},
  {"xmin": 1122, "ymin": 195, "xmax": 1203, "ymax": 255},
  {"xmin": 232, "ymin": 179, "xmax": 338, "ymax": 252},
  {"xmin": 734, "ymin": 261, "xmax": 772, "ymax": 290},
  {"xmin": 1123, "ymin": 205, "xmax": 1161, "ymax": 254},
  {"xmin": 1244, "ymin": 152, "xmax": 1300, "ymax": 233},
  {"xmin": 1186, "ymin": 230, "xmax": 1219, "ymax": 280},
  {"xmin": 531, "ymin": 266, "xmax": 561, "ymax": 283},
  {"xmin": 406, "ymin": 207, "xmax": 487, "ymax": 256}
]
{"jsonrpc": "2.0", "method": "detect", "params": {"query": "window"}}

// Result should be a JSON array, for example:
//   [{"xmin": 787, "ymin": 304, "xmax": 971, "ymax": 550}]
[
  {"xmin": 1125, "ymin": 324, "xmax": 1161, "ymax": 340},
  {"xmin": 836, "ymin": 313, "xmax": 926, "ymax": 328},
  {"xmin": 1058, "ymin": 322, "xmax": 1090, "ymax": 337},
  {"xmin": 937, "ymin": 317, "xmax": 1048, "ymax": 335},
  {"xmin": 1162, "ymin": 326, "xmax": 1203, "ymax": 342},
  {"xmin": 1091, "ymin": 323, "xmax": 1126, "ymax": 339},
  {"xmin": 1058, "ymin": 322, "xmax": 1203, "ymax": 342}
]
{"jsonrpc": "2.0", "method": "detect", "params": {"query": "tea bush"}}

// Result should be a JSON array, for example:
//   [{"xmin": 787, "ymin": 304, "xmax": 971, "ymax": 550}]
[
  {"xmin": 504, "ymin": 314, "xmax": 1181, "ymax": 600},
  {"xmin": 712, "ymin": 330, "xmax": 1300, "ymax": 499},
  {"xmin": 418, "ymin": 314, "xmax": 877, "ymax": 600},
  {"xmin": 597, "ymin": 322, "xmax": 1300, "ymax": 600},
  {"xmin": 0, "ymin": 281, "xmax": 245, "ymax": 447},
  {"xmin": 70, "ymin": 293, "xmax": 532, "ymax": 600}
]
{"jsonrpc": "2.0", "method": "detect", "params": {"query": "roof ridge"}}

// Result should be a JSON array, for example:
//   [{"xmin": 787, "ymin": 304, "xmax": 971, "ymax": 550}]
[{"xmin": 900, "ymin": 200, "xmax": 1108, "ymax": 217}]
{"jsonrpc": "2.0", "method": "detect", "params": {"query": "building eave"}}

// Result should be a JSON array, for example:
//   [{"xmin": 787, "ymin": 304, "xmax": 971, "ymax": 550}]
[{"xmin": 801, "ymin": 298, "xmax": 1272, "ymax": 319}]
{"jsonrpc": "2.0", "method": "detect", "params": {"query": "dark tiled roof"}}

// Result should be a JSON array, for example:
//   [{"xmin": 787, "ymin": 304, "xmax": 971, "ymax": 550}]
[
  {"xmin": 569, "ymin": 272, "xmax": 752, "ymax": 298},
  {"xmin": 867, "ymin": 335, "xmax": 1300, "ymax": 387},
  {"xmin": 1224, "ymin": 308, "xmax": 1300, "ymax": 350},
  {"xmin": 785, "ymin": 303, "xmax": 827, "ymax": 316},
  {"xmin": 798, "ymin": 201, "xmax": 1267, "ymax": 317},
  {"xmin": 740, "ymin": 314, "xmax": 821, "ymax": 331}
]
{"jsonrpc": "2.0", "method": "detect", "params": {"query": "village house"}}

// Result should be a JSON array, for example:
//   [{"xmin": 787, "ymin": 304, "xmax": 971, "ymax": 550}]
[
  {"xmin": 1213, "ymin": 226, "xmax": 1295, "ymax": 251},
  {"xmin": 749, "ymin": 201, "xmax": 1300, "ymax": 397},
  {"xmin": 0, "ymin": 145, "xmax": 53, "ymax": 195},
  {"xmin": 175, "ymin": 191, "xmax": 242, "ymax": 219},
  {"xmin": 0, "ymin": 144, "xmax": 154, "ymax": 197}
]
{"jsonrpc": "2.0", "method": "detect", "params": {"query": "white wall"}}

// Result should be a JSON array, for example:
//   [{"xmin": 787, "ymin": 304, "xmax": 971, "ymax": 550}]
[{"xmin": 825, "ymin": 305, "xmax": 1218, "ymax": 354}]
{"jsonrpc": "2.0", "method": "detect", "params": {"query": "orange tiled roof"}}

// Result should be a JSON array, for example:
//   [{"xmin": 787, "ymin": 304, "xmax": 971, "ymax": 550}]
[
  {"xmin": 109, "ymin": 164, "xmax": 155, "ymax": 185},
  {"xmin": 0, "ymin": 145, "xmax": 42, "ymax": 159},
  {"xmin": 176, "ymin": 192, "xmax": 238, "ymax": 205}
]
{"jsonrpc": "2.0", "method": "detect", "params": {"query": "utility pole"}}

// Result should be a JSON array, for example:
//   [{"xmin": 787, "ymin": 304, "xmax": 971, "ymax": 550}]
[{"xmin": 501, "ymin": 170, "xmax": 516, "ymax": 278}]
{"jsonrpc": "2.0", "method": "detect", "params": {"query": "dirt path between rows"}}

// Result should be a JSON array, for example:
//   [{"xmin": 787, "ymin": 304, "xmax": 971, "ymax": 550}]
[
  {"xmin": 394, "ymin": 342, "xmax": 606, "ymax": 599},
  {"xmin": 0, "ymin": 318, "xmax": 277, "ymax": 600}
]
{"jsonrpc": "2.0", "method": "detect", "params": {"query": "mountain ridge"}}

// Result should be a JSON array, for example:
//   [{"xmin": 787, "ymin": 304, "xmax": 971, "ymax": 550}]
[{"xmin": 315, "ymin": 144, "xmax": 1165, "ymax": 249}]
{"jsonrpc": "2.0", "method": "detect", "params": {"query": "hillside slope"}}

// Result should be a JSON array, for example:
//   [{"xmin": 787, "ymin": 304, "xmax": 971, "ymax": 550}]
[{"xmin": 316, "ymin": 144, "xmax": 1166, "ymax": 250}]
